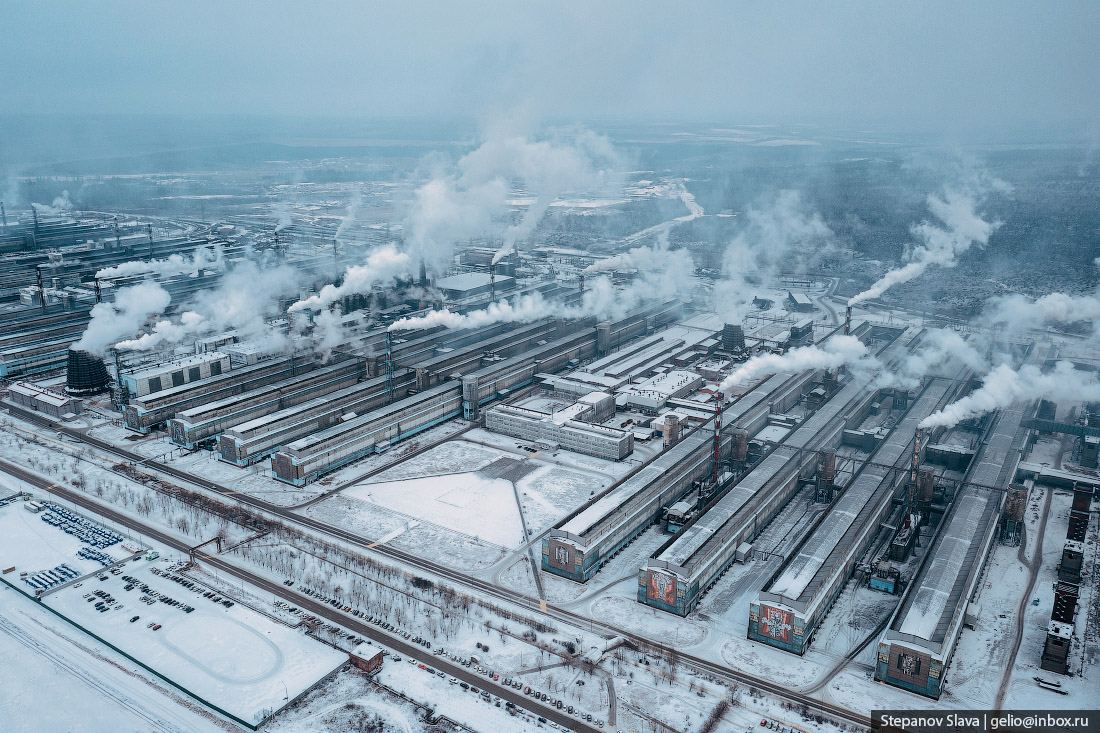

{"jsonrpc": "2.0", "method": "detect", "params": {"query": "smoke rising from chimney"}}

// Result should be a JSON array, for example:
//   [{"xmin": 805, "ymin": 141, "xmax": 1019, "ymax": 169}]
[
  {"xmin": 718, "ymin": 334, "xmax": 870, "ymax": 393},
  {"xmin": 848, "ymin": 178, "xmax": 1007, "ymax": 306},
  {"xmin": 288, "ymin": 244, "xmax": 412, "ymax": 313},
  {"xmin": 74, "ymin": 280, "xmax": 171, "ymax": 356},
  {"xmin": 118, "ymin": 261, "xmax": 299, "ymax": 352},
  {"xmin": 920, "ymin": 360, "xmax": 1100, "ymax": 429},
  {"xmin": 94, "ymin": 245, "xmax": 224, "ymax": 279}
]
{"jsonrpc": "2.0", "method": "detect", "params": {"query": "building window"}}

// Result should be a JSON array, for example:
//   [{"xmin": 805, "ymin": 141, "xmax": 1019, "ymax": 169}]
[
  {"xmin": 188, "ymin": 367, "xmax": 200, "ymax": 381},
  {"xmin": 211, "ymin": 362, "xmax": 222, "ymax": 376},
  {"xmin": 171, "ymin": 371, "xmax": 185, "ymax": 387},
  {"xmin": 148, "ymin": 377, "xmax": 162, "ymax": 392}
]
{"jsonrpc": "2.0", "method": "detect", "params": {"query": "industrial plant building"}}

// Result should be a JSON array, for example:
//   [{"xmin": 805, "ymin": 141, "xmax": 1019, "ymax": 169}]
[{"xmin": 484, "ymin": 401, "xmax": 633, "ymax": 460}]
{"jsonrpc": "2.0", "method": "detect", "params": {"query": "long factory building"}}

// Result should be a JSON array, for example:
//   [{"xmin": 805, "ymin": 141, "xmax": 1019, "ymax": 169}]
[
  {"xmin": 748, "ymin": 373, "xmax": 963, "ymax": 653},
  {"xmin": 270, "ymin": 325, "xmax": 605, "ymax": 485},
  {"xmin": 873, "ymin": 345, "xmax": 1046, "ymax": 698},
  {"xmin": 637, "ymin": 324, "xmax": 920, "ymax": 615},
  {"xmin": 167, "ymin": 357, "xmax": 367, "ymax": 448},
  {"xmin": 539, "ymin": 323, "xmax": 872, "ymax": 583}
]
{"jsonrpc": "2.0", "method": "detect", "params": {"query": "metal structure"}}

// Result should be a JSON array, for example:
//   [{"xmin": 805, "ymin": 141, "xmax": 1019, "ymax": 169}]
[{"xmin": 64, "ymin": 347, "xmax": 111, "ymax": 396}]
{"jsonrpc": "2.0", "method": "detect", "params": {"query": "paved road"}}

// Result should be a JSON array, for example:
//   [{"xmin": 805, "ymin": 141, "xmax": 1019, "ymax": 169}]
[
  {"xmin": 995, "ymin": 484, "xmax": 1053, "ymax": 708},
  {"xmin": 0, "ymin": 457, "xmax": 599, "ymax": 733}
]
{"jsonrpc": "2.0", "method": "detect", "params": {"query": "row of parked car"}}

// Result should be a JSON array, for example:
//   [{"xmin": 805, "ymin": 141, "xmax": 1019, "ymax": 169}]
[
  {"xmin": 83, "ymin": 588, "xmax": 121, "ymax": 613},
  {"xmin": 21, "ymin": 563, "xmax": 79, "ymax": 591},
  {"xmin": 40, "ymin": 502, "xmax": 123, "ymax": 548},
  {"xmin": 120, "ymin": 573, "xmax": 195, "ymax": 613},
  {"xmin": 77, "ymin": 547, "xmax": 114, "ymax": 566},
  {"xmin": 272, "ymin": 601, "xmax": 371, "ymax": 646}
]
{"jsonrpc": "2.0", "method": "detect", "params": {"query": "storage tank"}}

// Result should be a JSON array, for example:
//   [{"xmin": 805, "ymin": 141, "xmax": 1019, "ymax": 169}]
[{"xmin": 65, "ymin": 347, "xmax": 111, "ymax": 396}]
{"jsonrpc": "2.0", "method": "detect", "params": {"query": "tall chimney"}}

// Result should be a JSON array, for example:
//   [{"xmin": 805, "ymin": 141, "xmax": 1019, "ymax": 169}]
[{"xmin": 844, "ymin": 305, "xmax": 852, "ymax": 335}]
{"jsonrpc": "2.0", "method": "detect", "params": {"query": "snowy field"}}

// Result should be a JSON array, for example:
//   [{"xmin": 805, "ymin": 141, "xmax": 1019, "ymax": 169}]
[
  {"xmin": 305, "ymin": 439, "xmax": 613, "ymax": 567},
  {"xmin": 0, "ymin": 586, "xmax": 231, "ymax": 733},
  {"xmin": 345, "ymin": 472, "xmax": 523, "ymax": 546},
  {"xmin": 41, "ymin": 559, "xmax": 345, "ymax": 726}
]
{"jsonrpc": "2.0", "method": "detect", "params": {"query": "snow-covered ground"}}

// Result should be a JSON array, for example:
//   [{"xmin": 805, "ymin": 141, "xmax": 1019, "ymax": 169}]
[
  {"xmin": 0, "ymin": 585, "xmax": 233, "ymax": 733},
  {"xmin": 345, "ymin": 473, "xmax": 522, "ymax": 547},
  {"xmin": 41, "ymin": 558, "xmax": 346, "ymax": 726},
  {"xmin": 303, "ymin": 438, "xmax": 613, "ymax": 570}
]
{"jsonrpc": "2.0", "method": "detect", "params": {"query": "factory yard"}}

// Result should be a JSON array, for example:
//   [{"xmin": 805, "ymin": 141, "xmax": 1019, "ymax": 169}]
[{"xmin": 306, "ymin": 439, "xmax": 614, "ymax": 558}]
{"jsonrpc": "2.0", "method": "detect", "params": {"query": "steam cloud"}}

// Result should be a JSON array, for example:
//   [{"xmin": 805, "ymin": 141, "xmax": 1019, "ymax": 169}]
[
  {"xmin": 288, "ymin": 244, "xmax": 412, "ymax": 313},
  {"xmin": 390, "ymin": 239, "xmax": 694, "ymax": 333},
  {"xmin": 875, "ymin": 329, "xmax": 988, "ymax": 389},
  {"xmin": 32, "ymin": 190, "xmax": 74, "ymax": 217},
  {"xmin": 118, "ymin": 261, "xmax": 299, "ymax": 352},
  {"xmin": 920, "ymin": 360, "xmax": 1100, "ymax": 429},
  {"xmin": 73, "ymin": 280, "xmax": 172, "ymax": 356},
  {"xmin": 848, "ymin": 181, "xmax": 1006, "ymax": 306},
  {"xmin": 718, "ymin": 334, "xmax": 870, "ymax": 392},
  {"xmin": 405, "ymin": 125, "xmax": 621, "ymax": 272},
  {"xmin": 94, "ymin": 245, "xmax": 224, "ymax": 279},
  {"xmin": 583, "ymin": 233, "xmax": 689, "ymax": 276},
  {"xmin": 984, "ymin": 258, "xmax": 1100, "ymax": 338},
  {"xmin": 713, "ymin": 190, "xmax": 832, "ymax": 325},
  {"xmin": 273, "ymin": 201, "xmax": 294, "ymax": 232}
]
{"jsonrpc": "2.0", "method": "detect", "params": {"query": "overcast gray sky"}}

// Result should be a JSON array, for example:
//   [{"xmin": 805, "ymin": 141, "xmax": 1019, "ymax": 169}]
[{"xmin": 1, "ymin": 1, "xmax": 1097, "ymax": 133}]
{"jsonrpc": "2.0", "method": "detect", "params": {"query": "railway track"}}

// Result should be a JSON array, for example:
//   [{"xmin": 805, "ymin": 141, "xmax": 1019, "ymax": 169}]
[
  {"xmin": 0, "ymin": 457, "xmax": 599, "ymax": 733},
  {"xmin": 8, "ymin": 407, "xmax": 872, "ymax": 730}
]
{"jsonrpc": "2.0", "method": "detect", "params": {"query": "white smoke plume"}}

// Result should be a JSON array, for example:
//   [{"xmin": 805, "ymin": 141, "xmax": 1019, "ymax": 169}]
[
  {"xmin": 334, "ymin": 189, "xmax": 362, "ymax": 244},
  {"xmin": 32, "ymin": 190, "xmax": 74, "ymax": 217},
  {"xmin": 920, "ymin": 360, "xmax": 1100, "ymax": 429},
  {"xmin": 874, "ymin": 329, "xmax": 988, "ymax": 389},
  {"xmin": 388, "ymin": 241, "xmax": 694, "ymax": 334},
  {"xmin": 73, "ymin": 280, "xmax": 171, "ymax": 356},
  {"xmin": 288, "ymin": 244, "xmax": 412, "ymax": 313},
  {"xmin": 718, "ymin": 334, "xmax": 870, "ymax": 392},
  {"xmin": 848, "ymin": 183, "xmax": 1004, "ymax": 306},
  {"xmin": 273, "ymin": 201, "xmax": 294, "ymax": 232},
  {"xmin": 94, "ymin": 245, "xmax": 224, "ymax": 279},
  {"xmin": 583, "ymin": 232, "xmax": 687, "ymax": 275},
  {"xmin": 984, "ymin": 259, "xmax": 1100, "ymax": 338},
  {"xmin": 714, "ymin": 190, "xmax": 832, "ymax": 325},
  {"xmin": 406, "ymin": 125, "xmax": 621, "ymax": 272},
  {"xmin": 389, "ymin": 292, "xmax": 552, "ymax": 332},
  {"xmin": 118, "ymin": 261, "xmax": 299, "ymax": 352},
  {"xmin": 310, "ymin": 308, "xmax": 348, "ymax": 361}
]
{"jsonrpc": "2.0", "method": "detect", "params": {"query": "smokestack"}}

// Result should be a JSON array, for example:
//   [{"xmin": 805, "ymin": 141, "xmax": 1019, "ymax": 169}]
[
  {"xmin": 910, "ymin": 427, "xmax": 924, "ymax": 506},
  {"xmin": 712, "ymin": 391, "xmax": 724, "ymax": 482},
  {"xmin": 489, "ymin": 264, "xmax": 496, "ymax": 300},
  {"xmin": 146, "ymin": 223, "xmax": 153, "ymax": 243},
  {"xmin": 35, "ymin": 267, "xmax": 46, "ymax": 313},
  {"xmin": 32, "ymin": 204, "xmax": 39, "ymax": 231},
  {"xmin": 418, "ymin": 259, "xmax": 428, "ymax": 288},
  {"xmin": 332, "ymin": 237, "xmax": 339, "ymax": 270},
  {"xmin": 93, "ymin": 278, "xmax": 102, "ymax": 304},
  {"xmin": 1, "ymin": 200, "xmax": 6, "ymax": 229},
  {"xmin": 844, "ymin": 305, "xmax": 852, "ymax": 335}
]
